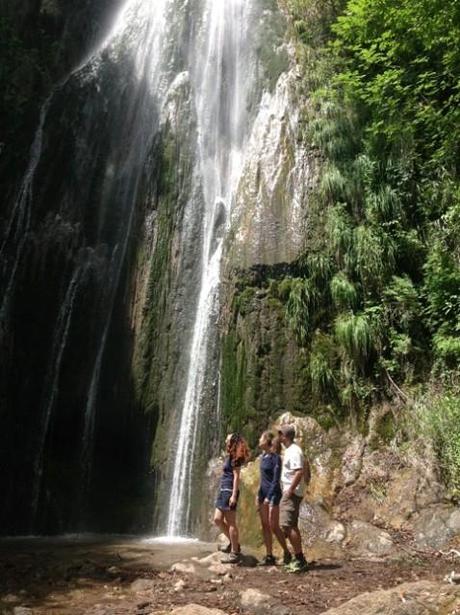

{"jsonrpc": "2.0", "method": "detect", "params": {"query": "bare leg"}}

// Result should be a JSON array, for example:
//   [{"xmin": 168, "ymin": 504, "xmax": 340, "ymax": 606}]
[
  {"xmin": 269, "ymin": 505, "xmax": 289, "ymax": 554},
  {"xmin": 286, "ymin": 526, "xmax": 302, "ymax": 555},
  {"xmin": 214, "ymin": 508, "xmax": 230, "ymax": 541},
  {"xmin": 259, "ymin": 502, "xmax": 273, "ymax": 556},
  {"xmin": 223, "ymin": 510, "xmax": 239, "ymax": 553}
]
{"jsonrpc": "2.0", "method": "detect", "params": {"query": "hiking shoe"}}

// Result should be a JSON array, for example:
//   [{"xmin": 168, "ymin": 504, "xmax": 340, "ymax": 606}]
[
  {"xmin": 258, "ymin": 555, "xmax": 276, "ymax": 566},
  {"xmin": 283, "ymin": 551, "xmax": 292, "ymax": 565},
  {"xmin": 221, "ymin": 551, "xmax": 241, "ymax": 564},
  {"xmin": 218, "ymin": 542, "xmax": 231, "ymax": 553},
  {"xmin": 285, "ymin": 559, "xmax": 308, "ymax": 574}
]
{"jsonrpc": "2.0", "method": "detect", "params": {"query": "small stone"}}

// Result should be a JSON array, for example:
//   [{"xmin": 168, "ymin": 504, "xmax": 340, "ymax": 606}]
[
  {"xmin": 107, "ymin": 565, "xmax": 121, "ymax": 575},
  {"xmin": 170, "ymin": 562, "xmax": 197, "ymax": 575},
  {"xmin": 197, "ymin": 552, "xmax": 222, "ymax": 566},
  {"xmin": 208, "ymin": 563, "xmax": 228, "ymax": 576},
  {"xmin": 169, "ymin": 605, "xmax": 227, "ymax": 615},
  {"xmin": 13, "ymin": 608, "xmax": 33, "ymax": 615},
  {"xmin": 240, "ymin": 588, "xmax": 271, "ymax": 609},
  {"xmin": 174, "ymin": 579, "xmax": 187, "ymax": 592},
  {"xmin": 445, "ymin": 571, "xmax": 460, "ymax": 584},
  {"xmin": 137, "ymin": 600, "xmax": 152, "ymax": 609},
  {"xmin": 131, "ymin": 578, "xmax": 155, "ymax": 592},
  {"xmin": 4, "ymin": 594, "xmax": 19, "ymax": 604}
]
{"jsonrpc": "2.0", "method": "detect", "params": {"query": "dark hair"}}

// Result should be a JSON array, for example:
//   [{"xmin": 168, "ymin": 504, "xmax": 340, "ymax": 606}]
[
  {"xmin": 271, "ymin": 436, "xmax": 282, "ymax": 455},
  {"xmin": 261, "ymin": 430, "xmax": 274, "ymax": 445},
  {"xmin": 227, "ymin": 433, "xmax": 250, "ymax": 466}
]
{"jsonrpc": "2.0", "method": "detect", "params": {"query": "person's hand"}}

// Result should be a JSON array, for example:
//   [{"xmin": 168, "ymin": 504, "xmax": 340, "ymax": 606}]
[
  {"xmin": 264, "ymin": 498, "xmax": 269, "ymax": 504},
  {"xmin": 229, "ymin": 495, "xmax": 237, "ymax": 508}
]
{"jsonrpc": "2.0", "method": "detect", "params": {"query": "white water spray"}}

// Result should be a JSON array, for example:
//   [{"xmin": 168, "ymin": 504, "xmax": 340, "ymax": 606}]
[{"xmin": 166, "ymin": 0, "xmax": 256, "ymax": 536}]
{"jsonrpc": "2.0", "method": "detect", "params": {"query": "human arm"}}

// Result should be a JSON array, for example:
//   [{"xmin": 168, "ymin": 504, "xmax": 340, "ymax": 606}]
[
  {"xmin": 267, "ymin": 454, "xmax": 281, "ymax": 501},
  {"xmin": 285, "ymin": 468, "xmax": 303, "ymax": 497},
  {"xmin": 230, "ymin": 466, "xmax": 240, "ymax": 508}
]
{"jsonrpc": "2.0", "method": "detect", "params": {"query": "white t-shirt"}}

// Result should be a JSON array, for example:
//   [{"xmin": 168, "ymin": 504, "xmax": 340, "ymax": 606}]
[{"xmin": 281, "ymin": 442, "xmax": 304, "ymax": 497}]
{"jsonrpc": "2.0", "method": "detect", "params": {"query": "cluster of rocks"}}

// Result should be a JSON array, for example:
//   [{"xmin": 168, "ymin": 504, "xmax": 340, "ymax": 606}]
[{"xmin": 144, "ymin": 580, "xmax": 460, "ymax": 615}]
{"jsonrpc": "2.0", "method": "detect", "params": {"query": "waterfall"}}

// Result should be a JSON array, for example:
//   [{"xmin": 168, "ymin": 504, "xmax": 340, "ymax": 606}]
[
  {"xmin": 165, "ymin": 0, "xmax": 256, "ymax": 536},
  {"xmin": 0, "ymin": 98, "xmax": 51, "ymax": 322},
  {"xmin": 1, "ymin": 0, "xmax": 288, "ymax": 535},
  {"xmin": 31, "ymin": 265, "xmax": 82, "ymax": 525}
]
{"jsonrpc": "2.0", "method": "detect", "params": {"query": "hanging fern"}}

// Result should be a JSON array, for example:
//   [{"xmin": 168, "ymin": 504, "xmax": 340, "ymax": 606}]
[{"xmin": 330, "ymin": 272, "xmax": 358, "ymax": 310}]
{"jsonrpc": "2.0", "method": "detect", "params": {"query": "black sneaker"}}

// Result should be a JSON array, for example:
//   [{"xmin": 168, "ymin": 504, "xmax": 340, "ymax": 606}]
[
  {"xmin": 221, "ymin": 551, "xmax": 241, "ymax": 564},
  {"xmin": 258, "ymin": 555, "xmax": 276, "ymax": 566},
  {"xmin": 283, "ymin": 551, "xmax": 292, "ymax": 565},
  {"xmin": 218, "ymin": 542, "xmax": 231, "ymax": 553},
  {"xmin": 285, "ymin": 558, "xmax": 308, "ymax": 574}
]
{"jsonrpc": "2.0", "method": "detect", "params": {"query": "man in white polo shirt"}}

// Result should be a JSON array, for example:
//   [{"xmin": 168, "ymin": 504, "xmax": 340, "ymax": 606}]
[{"xmin": 279, "ymin": 424, "xmax": 308, "ymax": 573}]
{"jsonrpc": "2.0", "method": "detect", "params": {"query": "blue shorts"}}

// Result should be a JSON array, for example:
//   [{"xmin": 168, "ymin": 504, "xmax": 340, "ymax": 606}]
[
  {"xmin": 258, "ymin": 487, "xmax": 282, "ymax": 506},
  {"xmin": 216, "ymin": 490, "xmax": 239, "ymax": 511}
]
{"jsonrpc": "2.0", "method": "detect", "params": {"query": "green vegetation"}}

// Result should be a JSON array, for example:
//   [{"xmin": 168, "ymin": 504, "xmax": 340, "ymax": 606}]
[
  {"xmin": 265, "ymin": 0, "xmax": 460, "ymax": 419},
  {"xmin": 414, "ymin": 393, "xmax": 460, "ymax": 497}
]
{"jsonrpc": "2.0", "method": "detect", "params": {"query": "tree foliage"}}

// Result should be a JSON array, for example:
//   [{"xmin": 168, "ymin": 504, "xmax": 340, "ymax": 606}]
[{"xmin": 278, "ymin": 0, "xmax": 460, "ymax": 415}]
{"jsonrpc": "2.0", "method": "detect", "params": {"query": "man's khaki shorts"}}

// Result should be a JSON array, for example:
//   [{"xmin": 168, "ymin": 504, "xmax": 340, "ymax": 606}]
[{"xmin": 280, "ymin": 493, "xmax": 302, "ymax": 529}]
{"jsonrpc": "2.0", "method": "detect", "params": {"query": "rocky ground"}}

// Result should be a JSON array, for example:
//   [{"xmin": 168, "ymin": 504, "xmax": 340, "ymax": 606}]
[{"xmin": 1, "ymin": 537, "xmax": 460, "ymax": 615}]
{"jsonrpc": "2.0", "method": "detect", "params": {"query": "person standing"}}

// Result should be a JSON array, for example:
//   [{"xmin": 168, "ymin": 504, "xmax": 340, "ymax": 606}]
[
  {"xmin": 278, "ymin": 424, "xmax": 308, "ymax": 573},
  {"xmin": 214, "ymin": 433, "xmax": 250, "ymax": 564},
  {"xmin": 256, "ymin": 432, "xmax": 291, "ymax": 565}
]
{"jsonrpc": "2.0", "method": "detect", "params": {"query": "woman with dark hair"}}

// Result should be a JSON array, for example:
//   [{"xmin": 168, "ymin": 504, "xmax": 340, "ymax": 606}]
[
  {"xmin": 257, "ymin": 431, "xmax": 291, "ymax": 566},
  {"xmin": 214, "ymin": 433, "xmax": 250, "ymax": 564}
]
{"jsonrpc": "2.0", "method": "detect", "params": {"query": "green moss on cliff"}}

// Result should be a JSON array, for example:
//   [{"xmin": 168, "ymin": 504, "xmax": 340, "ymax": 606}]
[{"xmin": 132, "ymin": 129, "xmax": 179, "ymax": 420}]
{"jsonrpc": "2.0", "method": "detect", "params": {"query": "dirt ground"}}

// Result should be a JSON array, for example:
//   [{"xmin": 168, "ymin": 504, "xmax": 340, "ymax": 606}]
[{"xmin": 0, "ymin": 536, "xmax": 455, "ymax": 614}]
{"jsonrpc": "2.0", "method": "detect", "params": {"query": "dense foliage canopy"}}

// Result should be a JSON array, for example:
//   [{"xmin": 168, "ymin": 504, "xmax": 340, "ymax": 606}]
[{"xmin": 278, "ymin": 0, "xmax": 460, "ymax": 433}]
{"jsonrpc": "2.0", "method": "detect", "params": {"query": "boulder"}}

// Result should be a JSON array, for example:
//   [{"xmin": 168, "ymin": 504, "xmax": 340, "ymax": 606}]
[
  {"xmin": 321, "ymin": 580, "xmax": 460, "ymax": 614},
  {"xmin": 412, "ymin": 505, "xmax": 460, "ymax": 550},
  {"xmin": 345, "ymin": 520, "xmax": 400, "ymax": 559}
]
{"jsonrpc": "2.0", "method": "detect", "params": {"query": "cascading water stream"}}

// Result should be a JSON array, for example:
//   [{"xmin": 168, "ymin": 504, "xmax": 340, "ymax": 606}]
[
  {"xmin": 0, "ymin": 98, "xmax": 51, "ymax": 322},
  {"xmin": 166, "ymin": 0, "xmax": 256, "ymax": 536},
  {"xmin": 31, "ymin": 265, "xmax": 83, "ymax": 525}
]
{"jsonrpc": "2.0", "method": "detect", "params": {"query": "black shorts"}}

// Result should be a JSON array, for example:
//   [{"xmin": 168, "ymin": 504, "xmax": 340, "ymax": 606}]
[
  {"xmin": 257, "ymin": 487, "xmax": 282, "ymax": 506},
  {"xmin": 215, "ymin": 490, "xmax": 239, "ymax": 512}
]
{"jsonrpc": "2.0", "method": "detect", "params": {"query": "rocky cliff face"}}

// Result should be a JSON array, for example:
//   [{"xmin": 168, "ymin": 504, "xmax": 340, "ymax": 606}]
[{"xmin": 232, "ymin": 411, "xmax": 460, "ymax": 558}]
